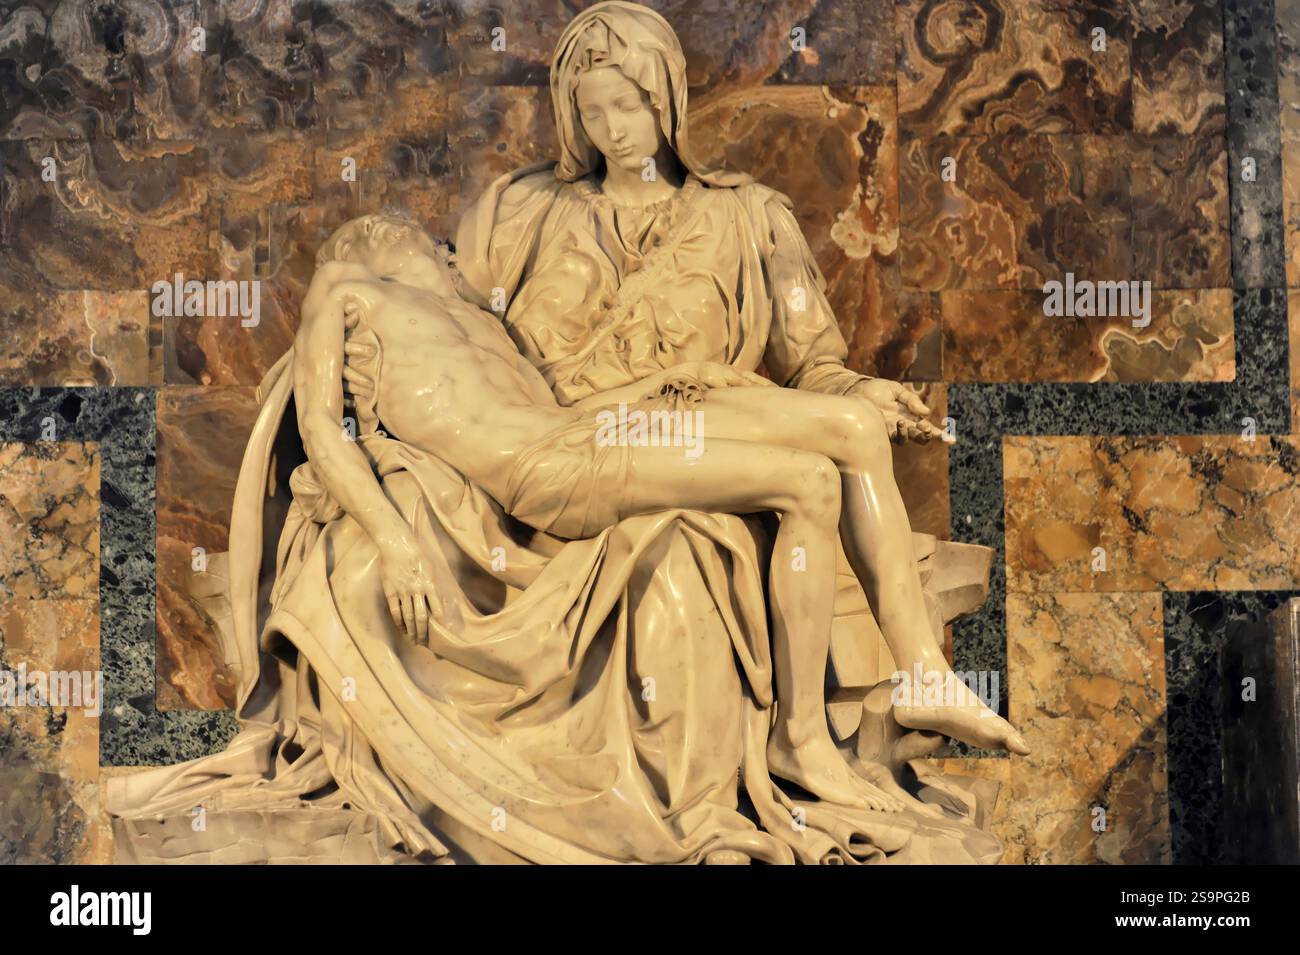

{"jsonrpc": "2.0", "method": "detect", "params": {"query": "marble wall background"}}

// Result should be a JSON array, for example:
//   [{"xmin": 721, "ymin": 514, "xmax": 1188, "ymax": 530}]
[{"xmin": 0, "ymin": 0, "xmax": 1295, "ymax": 864}]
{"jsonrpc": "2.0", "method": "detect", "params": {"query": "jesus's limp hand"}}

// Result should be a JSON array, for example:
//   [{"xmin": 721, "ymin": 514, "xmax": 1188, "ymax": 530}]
[{"xmin": 377, "ymin": 528, "xmax": 462, "ymax": 645}]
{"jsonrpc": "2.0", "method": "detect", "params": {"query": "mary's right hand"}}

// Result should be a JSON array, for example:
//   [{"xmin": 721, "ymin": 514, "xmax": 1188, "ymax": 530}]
[{"xmin": 340, "ymin": 305, "xmax": 378, "ymax": 408}]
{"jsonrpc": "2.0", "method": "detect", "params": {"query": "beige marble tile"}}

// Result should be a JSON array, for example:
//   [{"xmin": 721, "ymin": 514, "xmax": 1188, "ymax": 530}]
[
  {"xmin": 1005, "ymin": 435, "xmax": 1300, "ymax": 593},
  {"xmin": 0, "ymin": 451, "xmax": 105, "ymax": 863},
  {"xmin": 0, "ymin": 599, "xmax": 98, "ymax": 674},
  {"xmin": 0, "ymin": 443, "xmax": 99, "ymax": 601},
  {"xmin": 0, "ymin": 706, "xmax": 108, "ymax": 864},
  {"xmin": 1005, "ymin": 592, "xmax": 1170, "ymax": 864}
]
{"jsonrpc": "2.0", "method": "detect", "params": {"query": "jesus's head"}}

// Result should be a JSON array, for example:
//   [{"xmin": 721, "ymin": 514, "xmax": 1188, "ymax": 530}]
[{"xmin": 316, "ymin": 215, "xmax": 460, "ymax": 298}]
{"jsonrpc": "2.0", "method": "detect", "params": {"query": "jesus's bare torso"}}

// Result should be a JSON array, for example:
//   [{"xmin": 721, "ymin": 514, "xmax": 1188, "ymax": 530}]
[{"xmin": 329, "ymin": 276, "xmax": 578, "ymax": 503}]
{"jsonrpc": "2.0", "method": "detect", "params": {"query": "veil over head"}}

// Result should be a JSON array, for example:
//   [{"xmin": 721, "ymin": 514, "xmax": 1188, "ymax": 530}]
[{"xmin": 549, "ymin": 1, "xmax": 750, "ymax": 188}]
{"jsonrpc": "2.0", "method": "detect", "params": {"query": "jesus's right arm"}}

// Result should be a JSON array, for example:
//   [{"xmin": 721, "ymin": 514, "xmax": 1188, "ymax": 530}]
[{"xmin": 293, "ymin": 262, "xmax": 454, "ymax": 644}]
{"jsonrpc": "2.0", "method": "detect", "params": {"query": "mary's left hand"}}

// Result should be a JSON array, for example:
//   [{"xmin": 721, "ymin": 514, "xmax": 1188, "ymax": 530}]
[
  {"xmin": 851, "ymin": 378, "xmax": 950, "ymax": 444},
  {"xmin": 666, "ymin": 361, "xmax": 773, "ymax": 391}
]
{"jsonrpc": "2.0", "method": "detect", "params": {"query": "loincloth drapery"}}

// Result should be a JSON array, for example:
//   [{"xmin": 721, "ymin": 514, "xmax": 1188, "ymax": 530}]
[{"xmin": 503, "ymin": 375, "xmax": 710, "ymax": 540}]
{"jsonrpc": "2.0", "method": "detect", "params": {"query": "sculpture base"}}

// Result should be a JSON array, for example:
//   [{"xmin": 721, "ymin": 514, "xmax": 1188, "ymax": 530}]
[
  {"xmin": 112, "ymin": 809, "xmax": 426, "ymax": 865},
  {"xmin": 113, "ymin": 772, "xmax": 1002, "ymax": 865}
]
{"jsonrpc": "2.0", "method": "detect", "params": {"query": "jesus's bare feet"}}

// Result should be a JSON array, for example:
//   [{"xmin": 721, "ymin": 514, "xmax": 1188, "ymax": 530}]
[
  {"xmin": 891, "ymin": 664, "xmax": 1029, "ymax": 755},
  {"xmin": 767, "ymin": 724, "xmax": 906, "ymax": 812}
]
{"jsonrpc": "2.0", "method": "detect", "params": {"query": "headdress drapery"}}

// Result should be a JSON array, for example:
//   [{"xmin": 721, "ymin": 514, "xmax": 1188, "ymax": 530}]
[{"xmin": 549, "ymin": 1, "xmax": 750, "ymax": 188}]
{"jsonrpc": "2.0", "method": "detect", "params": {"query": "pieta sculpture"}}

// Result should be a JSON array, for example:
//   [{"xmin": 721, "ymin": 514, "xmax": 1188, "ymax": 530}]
[{"xmin": 110, "ymin": 1, "xmax": 1024, "ymax": 865}]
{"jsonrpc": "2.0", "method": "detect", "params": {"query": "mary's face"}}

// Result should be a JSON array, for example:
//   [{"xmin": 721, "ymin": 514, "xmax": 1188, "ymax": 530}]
[{"xmin": 575, "ymin": 66, "xmax": 664, "ymax": 175}]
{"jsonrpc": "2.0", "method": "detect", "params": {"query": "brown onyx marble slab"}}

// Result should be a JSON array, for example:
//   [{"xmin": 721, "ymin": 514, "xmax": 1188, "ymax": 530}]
[
  {"xmin": 124, "ymin": 1, "xmax": 211, "ymax": 142},
  {"xmin": 892, "ymin": 383, "xmax": 950, "ymax": 540},
  {"xmin": 1131, "ymin": 0, "xmax": 1226, "ymax": 137},
  {"xmin": 451, "ymin": 0, "xmax": 574, "ymax": 86},
  {"xmin": 0, "ymin": 2, "xmax": 140, "ymax": 140},
  {"xmin": 1130, "ymin": 133, "xmax": 1230, "ymax": 288},
  {"xmin": 155, "ymin": 387, "xmax": 259, "ymax": 709},
  {"xmin": 0, "ymin": 442, "xmax": 98, "ymax": 601},
  {"xmin": 772, "ymin": 0, "xmax": 896, "ymax": 86},
  {"xmin": 895, "ymin": 290, "xmax": 942, "ymax": 380},
  {"xmin": 211, "ymin": 131, "xmax": 315, "ymax": 279},
  {"xmin": 0, "ymin": 138, "xmax": 212, "ymax": 292},
  {"xmin": 162, "ymin": 264, "xmax": 299, "ymax": 387},
  {"xmin": 1006, "ymin": 592, "xmax": 1170, "ymax": 864},
  {"xmin": 454, "ymin": 0, "xmax": 891, "ymax": 91},
  {"xmin": 312, "ymin": 77, "xmax": 458, "ymax": 226},
  {"xmin": 1005, "ymin": 436, "xmax": 1300, "ymax": 593},
  {"xmin": 449, "ymin": 85, "xmax": 557, "ymax": 228},
  {"xmin": 0, "ymin": 287, "xmax": 151, "ymax": 386},
  {"xmin": 168, "ymin": 79, "xmax": 460, "ymax": 387},
  {"xmin": 0, "ymin": 0, "xmax": 455, "ymax": 141},
  {"xmin": 900, "ymin": 133, "xmax": 1133, "ymax": 292},
  {"xmin": 942, "ymin": 288, "xmax": 1234, "ymax": 382},
  {"xmin": 901, "ymin": 130, "xmax": 1229, "ymax": 292},
  {"xmin": 164, "ymin": 129, "xmax": 320, "ymax": 386},
  {"xmin": 1, "ymin": 1, "xmax": 225, "ymax": 142},
  {"xmin": 303, "ymin": 1, "xmax": 456, "ymax": 132},
  {"xmin": 690, "ymin": 85, "xmax": 934, "ymax": 381},
  {"xmin": 205, "ymin": 0, "xmax": 320, "ymax": 132},
  {"xmin": 165, "ymin": 76, "xmax": 466, "ymax": 386},
  {"xmin": 896, "ymin": 0, "xmax": 1132, "ymax": 137}
]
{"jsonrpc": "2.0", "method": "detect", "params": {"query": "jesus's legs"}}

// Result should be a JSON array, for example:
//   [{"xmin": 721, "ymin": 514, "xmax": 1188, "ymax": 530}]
[
  {"xmin": 697, "ymin": 387, "xmax": 1029, "ymax": 755},
  {"xmin": 619, "ymin": 439, "xmax": 905, "ymax": 811}
]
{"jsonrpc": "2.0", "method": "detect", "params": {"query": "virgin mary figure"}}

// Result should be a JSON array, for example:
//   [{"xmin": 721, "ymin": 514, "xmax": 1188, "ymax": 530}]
[{"xmin": 108, "ymin": 2, "xmax": 1005, "ymax": 865}]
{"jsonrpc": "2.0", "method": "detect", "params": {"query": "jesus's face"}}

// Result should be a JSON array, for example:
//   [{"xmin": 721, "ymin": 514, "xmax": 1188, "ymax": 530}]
[
  {"xmin": 345, "ymin": 217, "xmax": 430, "ymax": 272},
  {"xmin": 575, "ymin": 66, "xmax": 664, "ymax": 176}
]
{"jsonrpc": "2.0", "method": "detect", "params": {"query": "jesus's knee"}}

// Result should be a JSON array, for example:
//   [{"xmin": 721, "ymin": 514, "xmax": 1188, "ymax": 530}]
[
  {"xmin": 783, "ymin": 453, "xmax": 841, "ymax": 525},
  {"xmin": 836, "ymin": 400, "xmax": 893, "ymax": 472}
]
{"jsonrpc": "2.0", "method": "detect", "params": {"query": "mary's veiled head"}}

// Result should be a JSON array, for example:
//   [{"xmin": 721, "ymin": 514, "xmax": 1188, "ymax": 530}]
[{"xmin": 549, "ymin": 1, "xmax": 746, "ymax": 187}]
